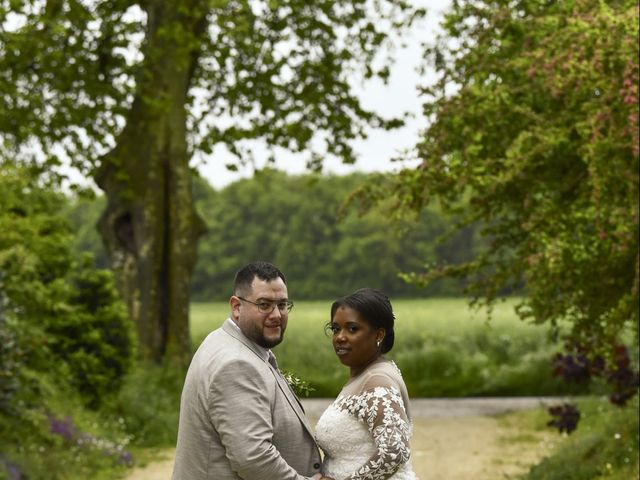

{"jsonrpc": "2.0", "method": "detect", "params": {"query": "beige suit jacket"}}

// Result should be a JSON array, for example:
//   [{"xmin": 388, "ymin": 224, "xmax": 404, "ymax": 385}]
[{"xmin": 172, "ymin": 320, "xmax": 322, "ymax": 479}]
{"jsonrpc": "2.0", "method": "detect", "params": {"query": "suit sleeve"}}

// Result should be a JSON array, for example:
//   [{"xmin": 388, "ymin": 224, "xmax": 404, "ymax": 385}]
[{"xmin": 208, "ymin": 357, "xmax": 313, "ymax": 480}]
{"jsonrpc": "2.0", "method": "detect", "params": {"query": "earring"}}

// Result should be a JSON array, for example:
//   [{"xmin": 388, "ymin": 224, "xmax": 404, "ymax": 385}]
[{"xmin": 376, "ymin": 340, "xmax": 381, "ymax": 347}]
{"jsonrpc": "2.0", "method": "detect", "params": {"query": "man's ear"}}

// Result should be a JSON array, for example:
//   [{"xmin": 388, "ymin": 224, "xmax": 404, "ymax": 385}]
[{"xmin": 229, "ymin": 296, "xmax": 241, "ymax": 320}]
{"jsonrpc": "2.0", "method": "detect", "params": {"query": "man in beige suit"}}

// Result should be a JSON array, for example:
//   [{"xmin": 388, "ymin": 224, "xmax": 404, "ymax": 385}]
[{"xmin": 172, "ymin": 261, "xmax": 331, "ymax": 480}]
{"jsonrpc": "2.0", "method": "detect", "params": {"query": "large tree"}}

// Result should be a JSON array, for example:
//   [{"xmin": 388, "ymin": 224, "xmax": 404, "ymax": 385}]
[
  {"xmin": 0, "ymin": 0, "xmax": 421, "ymax": 363},
  {"xmin": 355, "ymin": 0, "xmax": 638, "ymax": 403}
]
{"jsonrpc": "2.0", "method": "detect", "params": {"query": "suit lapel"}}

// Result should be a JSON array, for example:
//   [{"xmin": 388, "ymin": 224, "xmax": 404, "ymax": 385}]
[{"xmin": 267, "ymin": 363, "xmax": 315, "ymax": 434}]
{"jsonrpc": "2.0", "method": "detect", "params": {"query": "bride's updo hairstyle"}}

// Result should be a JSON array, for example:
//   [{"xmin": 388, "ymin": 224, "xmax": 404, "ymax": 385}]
[{"xmin": 329, "ymin": 288, "xmax": 395, "ymax": 354}]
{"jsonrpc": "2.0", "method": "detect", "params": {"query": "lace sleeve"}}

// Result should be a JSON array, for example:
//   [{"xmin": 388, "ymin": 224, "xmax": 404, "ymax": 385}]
[{"xmin": 336, "ymin": 384, "xmax": 411, "ymax": 480}]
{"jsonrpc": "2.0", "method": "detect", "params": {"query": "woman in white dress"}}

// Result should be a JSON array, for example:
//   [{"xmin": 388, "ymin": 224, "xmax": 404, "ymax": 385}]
[{"xmin": 315, "ymin": 288, "xmax": 417, "ymax": 480}]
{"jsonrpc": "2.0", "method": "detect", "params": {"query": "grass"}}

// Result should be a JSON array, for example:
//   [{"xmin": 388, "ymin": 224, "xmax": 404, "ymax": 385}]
[
  {"xmin": 190, "ymin": 298, "xmax": 585, "ymax": 397},
  {"xmin": 487, "ymin": 396, "xmax": 640, "ymax": 480},
  {"xmin": 518, "ymin": 396, "xmax": 639, "ymax": 480},
  {"xmin": 189, "ymin": 302, "xmax": 232, "ymax": 343}
]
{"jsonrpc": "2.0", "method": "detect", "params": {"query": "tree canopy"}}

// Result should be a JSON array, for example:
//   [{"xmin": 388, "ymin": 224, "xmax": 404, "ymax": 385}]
[
  {"xmin": 354, "ymin": 0, "xmax": 639, "ymax": 405},
  {"xmin": 0, "ymin": 0, "xmax": 423, "ymax": 362},
  {"xmin": 1, "ymin": 0, "xmax": 421, "ymax": 169}
]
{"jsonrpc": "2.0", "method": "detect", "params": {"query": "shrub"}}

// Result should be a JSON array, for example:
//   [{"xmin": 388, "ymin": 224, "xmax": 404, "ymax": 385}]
[
  {"xmin": 48, "ymin": 259, "xmax": 135, "ymax": 408},
  {"xmin": 393, "ymin": 332, "xmax": 591, "ymax": 397}
]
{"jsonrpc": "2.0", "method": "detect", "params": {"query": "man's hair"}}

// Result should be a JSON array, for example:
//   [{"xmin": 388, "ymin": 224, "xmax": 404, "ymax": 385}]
[{"xmin": 233, "ymin": 261, "xmax": 287, "ymax": 297}]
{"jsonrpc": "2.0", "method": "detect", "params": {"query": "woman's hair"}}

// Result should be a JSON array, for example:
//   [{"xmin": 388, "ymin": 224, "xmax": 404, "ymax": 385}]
[{"xmin": 329, "ymin": 288, "xmax": 396, "ymax": 353}]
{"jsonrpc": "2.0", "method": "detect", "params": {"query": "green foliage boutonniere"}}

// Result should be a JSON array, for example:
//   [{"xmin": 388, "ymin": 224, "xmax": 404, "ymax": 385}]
[{"xmin": 282, "ymin": 371, "xmax": 315, "ymax": 398}]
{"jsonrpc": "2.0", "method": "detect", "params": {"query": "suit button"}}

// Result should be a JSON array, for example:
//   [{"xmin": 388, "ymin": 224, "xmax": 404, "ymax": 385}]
[{"xmin": 313, "ymin": 463, "xmax": 320, "ymax": 469}]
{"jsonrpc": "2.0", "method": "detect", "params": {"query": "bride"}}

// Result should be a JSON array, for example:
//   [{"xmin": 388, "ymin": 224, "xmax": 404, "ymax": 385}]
[{"xmin": 315, "ymin": 288, "xmax": 417, "ymax": 480}]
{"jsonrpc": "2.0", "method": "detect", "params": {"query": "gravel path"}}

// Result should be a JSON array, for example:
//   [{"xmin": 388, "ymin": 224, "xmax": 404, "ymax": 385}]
[
  {"xmin": 125, "ymin": 397, "xmax": 564, "ymax": 480},
  {"xmin": 303, "ymin": 396, "xmax": 565, "ymax": 422}
]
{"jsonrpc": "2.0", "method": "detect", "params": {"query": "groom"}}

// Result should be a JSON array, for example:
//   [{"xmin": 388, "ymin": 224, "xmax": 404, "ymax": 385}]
[{"xmin": 172, "ymin": 261, "xmax": 330, "ymax": 480}]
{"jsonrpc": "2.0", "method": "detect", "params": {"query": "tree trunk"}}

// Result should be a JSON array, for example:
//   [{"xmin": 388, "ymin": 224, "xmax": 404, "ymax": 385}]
[{"xmin": 95, "ymin": 2, "xmax": 207, "ymax": 364}]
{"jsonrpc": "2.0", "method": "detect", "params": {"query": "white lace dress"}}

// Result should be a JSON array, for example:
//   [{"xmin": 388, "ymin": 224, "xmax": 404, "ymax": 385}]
[{"xmin": 315, "ymin": 360, "xmax": 417, "ymax": 480}]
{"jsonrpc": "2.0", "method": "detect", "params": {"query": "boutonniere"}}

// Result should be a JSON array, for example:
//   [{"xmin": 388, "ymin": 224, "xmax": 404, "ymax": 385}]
[{"xmin": 282, "ymin": 371, "xmax": 315, "ymax": 397}]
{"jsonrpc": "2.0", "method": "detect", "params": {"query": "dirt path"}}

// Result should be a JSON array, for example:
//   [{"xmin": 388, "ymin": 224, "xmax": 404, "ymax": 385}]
[{"xmin": 126, "ymin": 398, "xmax": 562, "ymax": 480}]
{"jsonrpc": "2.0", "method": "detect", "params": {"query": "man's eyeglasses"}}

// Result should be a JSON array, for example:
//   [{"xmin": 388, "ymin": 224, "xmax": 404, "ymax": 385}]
[{"xmin": 237, "ymin": 296, "xmax": 294, "ymax": 314}]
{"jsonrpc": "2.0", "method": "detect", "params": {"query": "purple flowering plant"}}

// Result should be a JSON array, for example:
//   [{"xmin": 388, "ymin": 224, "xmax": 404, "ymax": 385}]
[{"xmin": 47, "ymin": 414, "xmax": 134, "ymax": 467}]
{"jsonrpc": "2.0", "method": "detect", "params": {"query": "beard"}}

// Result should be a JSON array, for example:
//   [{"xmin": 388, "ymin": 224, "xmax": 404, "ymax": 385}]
[
  {"xmin": 244, "ymin": 321, "xmax": 286, "ymax": 349},
  {"xmin": 255, "ymin": 334, "xmax": 283, "ymax": 349}
]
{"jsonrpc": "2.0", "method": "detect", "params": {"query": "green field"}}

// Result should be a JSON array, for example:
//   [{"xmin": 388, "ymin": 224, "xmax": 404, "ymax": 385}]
[{"xmin": 190, "ymin": 298, "xmax": 586, "ymax": 397}]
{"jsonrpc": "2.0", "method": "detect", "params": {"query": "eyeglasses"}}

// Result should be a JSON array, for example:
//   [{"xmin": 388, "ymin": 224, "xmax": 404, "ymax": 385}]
[{"xmin": 237, "ymin": 296, "xmax": 294, "ymax": 314}]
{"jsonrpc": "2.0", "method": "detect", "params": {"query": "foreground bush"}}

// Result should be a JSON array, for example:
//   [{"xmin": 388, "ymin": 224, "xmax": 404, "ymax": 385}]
[{"xmin": 0, "ymin": 161, "xmax": 135, "ymax": 478}]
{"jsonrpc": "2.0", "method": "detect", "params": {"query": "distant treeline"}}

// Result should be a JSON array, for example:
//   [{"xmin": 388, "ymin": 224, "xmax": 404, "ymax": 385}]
[{"xmin": 67, "ymin": 170, "xmax": 485, "ymax": 300}]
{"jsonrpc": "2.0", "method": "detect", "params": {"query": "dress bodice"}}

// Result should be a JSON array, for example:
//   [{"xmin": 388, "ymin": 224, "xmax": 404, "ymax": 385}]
[{"xmin": 315, "ymin": 360, "xmax": 417, "ymax": 480}]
